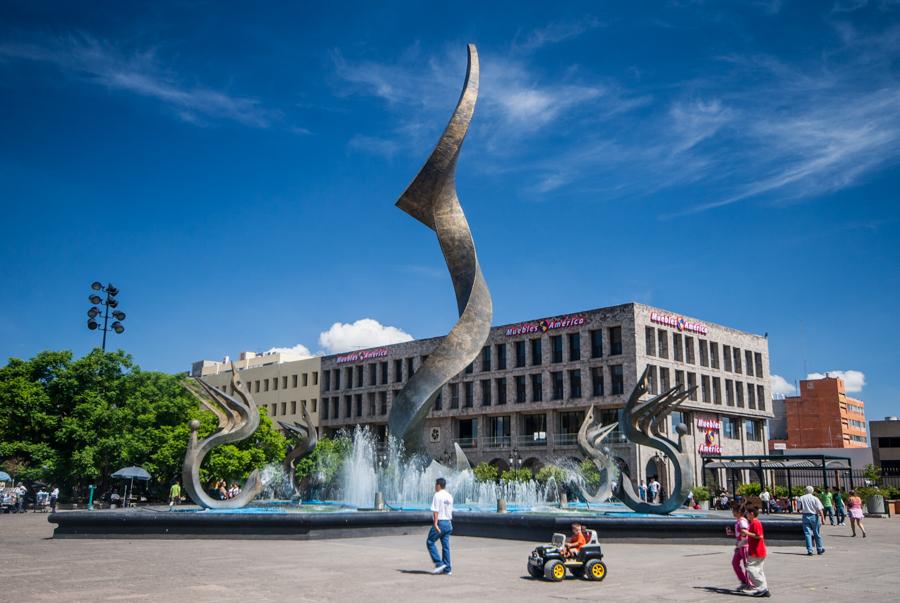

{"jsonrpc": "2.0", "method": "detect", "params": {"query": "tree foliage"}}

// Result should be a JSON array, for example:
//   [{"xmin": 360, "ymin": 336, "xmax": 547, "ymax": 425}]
[
  {"xmin": 472, "ymin": 462, "xmax": 498, "ymax": 483},
  {"xmin": 501, "ymin": 468, "xmax": 533, "ymax": 482},
  {"xmin": 0, "ymin": 349, "xmax": 286, "ymax": 501}
]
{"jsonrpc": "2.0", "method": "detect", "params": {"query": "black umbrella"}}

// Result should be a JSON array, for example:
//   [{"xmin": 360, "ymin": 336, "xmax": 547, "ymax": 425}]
[{"xmin": 111, "ymin": 466, "xmax": 151, "ymax": 507}]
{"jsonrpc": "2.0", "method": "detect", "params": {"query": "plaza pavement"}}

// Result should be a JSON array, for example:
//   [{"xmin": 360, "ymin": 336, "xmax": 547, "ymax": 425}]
[{"xmin": 1, "ymin": 511, "xmax": 897, "ymax": 602}]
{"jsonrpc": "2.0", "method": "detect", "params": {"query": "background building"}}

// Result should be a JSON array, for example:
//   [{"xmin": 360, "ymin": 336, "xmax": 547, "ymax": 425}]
[
  {"xmin": 870, "ymin": 416, "xmax": 900, "ymax": 476},
  {"xmin": 191, "ymin": 351, "xmax": 322, "ymax": 428},
  {"xmin": 769, "ymin": 376, "xmax": 867, "ymax": 449},
  {"xmin": 318, "ymin": 302, "xmax": 772, "ymax": 493}
]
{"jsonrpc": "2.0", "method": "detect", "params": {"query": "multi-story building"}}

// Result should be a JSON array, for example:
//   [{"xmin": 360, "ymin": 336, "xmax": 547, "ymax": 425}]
[
  {"xmin": 769, "ymin": 376, "xmax": 867, "ymax": 449},
  {"xmin": 191, "ymin": 351, "xmax": 322, "ymax": 428},
  {"xmin": 317, "ymin": 302, "xmax": 772, "ymax": 492},
  {"xmin": 870, "ymin": 416, "xmax": 900, "ymax": 476}
]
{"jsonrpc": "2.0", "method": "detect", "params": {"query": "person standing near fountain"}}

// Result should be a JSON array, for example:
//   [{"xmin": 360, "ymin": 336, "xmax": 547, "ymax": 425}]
[{"xmin": 427, "ymin": 478, "xmax": 453, "ymax": 576}]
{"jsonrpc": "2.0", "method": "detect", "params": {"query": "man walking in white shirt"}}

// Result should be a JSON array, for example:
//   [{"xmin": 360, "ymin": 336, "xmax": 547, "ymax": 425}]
[
  {"xmin": 427, "ymin": 477, "xmax": 453, "ymax": 575},
  {"xmin": 798, "ymin": 486, "xmax": 825, "ymax": 555}
]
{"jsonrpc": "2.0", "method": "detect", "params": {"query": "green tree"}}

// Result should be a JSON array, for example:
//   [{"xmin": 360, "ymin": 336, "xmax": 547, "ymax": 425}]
[
  {"xmin": 501, "ymin": 468, "xmax": 533, "ymax": 482},
  {"xmin": 473, "ymin": 462, "xmax": 498, "ymax": 483},
  {"xmin": 579, "ymin": 460, "xmax": 601, "ymax": 489},
  {"xmin": 535, "ymin": 465, "xmax": 568, "ymax": 485},
  {"xmin": 292, "ymin": 434, "xmax": 351, "ymax": 485}
]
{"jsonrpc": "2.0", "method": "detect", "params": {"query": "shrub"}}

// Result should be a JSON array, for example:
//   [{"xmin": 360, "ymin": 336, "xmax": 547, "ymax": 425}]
[
  {"xmin": 773, "ymin": 485, "xmax": 789, "ymax": 498},
  {"xmin": 691, "ymin": 486, "xmax": 711, "ymax": 501},
  {"xmin": 501, "ymin": 468, "xmax": 533, "ymax": 483},
  {"xmin": 473, "ymin": 462, "xmax": 498, "ymax": 483},
  {"xmin": 579, "ymin": 460, "xmax": 602, "ymax": 489},
  {"xmin": 535, "ymin": 465, "xmax": 568, "ymax": 485},
  {"xmin": 737, "ymin": 483, "xmax": 762, "ymax": 497}
]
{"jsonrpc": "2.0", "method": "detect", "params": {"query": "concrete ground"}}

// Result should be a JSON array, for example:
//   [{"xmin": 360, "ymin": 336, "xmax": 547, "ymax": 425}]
[{"xmin": 1, "ymin": 512, "xmax": 897, "ymax": 602}]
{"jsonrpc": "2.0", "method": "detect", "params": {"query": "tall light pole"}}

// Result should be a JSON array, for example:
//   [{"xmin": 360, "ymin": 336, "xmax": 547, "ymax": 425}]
[{"xmin": 87, "ymin": 282, "xmax": 126, "ymax": 352}]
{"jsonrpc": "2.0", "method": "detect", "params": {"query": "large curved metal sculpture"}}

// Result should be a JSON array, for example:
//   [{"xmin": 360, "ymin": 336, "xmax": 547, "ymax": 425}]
[
  {"xmin": 387, "ymin": 43, "xmax": 493, "ymax": 451},
  {"xmin": 181, "ymin": 366, "xmax": 264, "ymax": 509},
  {"xmin": 615, "ymin": 366, "xmax": 696, "ymax": 515},
  {"xmin": 278, "ymin": 404, "xmax": 318, "ymax": 496},
  {"xmin": 576, "ymin": 405, "xmax": 619, "ymax": 503}
]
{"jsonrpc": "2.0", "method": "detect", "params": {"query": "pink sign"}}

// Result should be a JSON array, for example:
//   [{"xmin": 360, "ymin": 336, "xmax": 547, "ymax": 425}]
[
  {"xmin": 335, "ymin": 348, "xmax": 390, "ymax": 364},
  {"xmin": 505, "ymin": 314, "xmax": 587, "ymax": 337},
  {"xmin": 650, "ymin": 311, "xmax": 709, "ymax": 335}
]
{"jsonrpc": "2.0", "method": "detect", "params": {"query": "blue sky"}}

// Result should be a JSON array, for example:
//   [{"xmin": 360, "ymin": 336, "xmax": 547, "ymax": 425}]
[{"xmin": 1, "ymin": 1, "xmax": 898, "ymax": 421}]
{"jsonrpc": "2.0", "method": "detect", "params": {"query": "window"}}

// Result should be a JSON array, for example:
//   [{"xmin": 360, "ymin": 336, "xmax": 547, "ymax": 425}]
[
  {"xmin": 293, "ymin": 374, "xmax": 299, "ymax": 388},
  {"xmin": 369, "ymin": 363, "xmax": 377, "ymax": 386},
  {"xmin": 712, "ymin": 377, "xmax": 722, "ymax": 405},
  {"xmin": 551, "ymin": 371, "xmax": 564, "ymax": 400},
  {"xmin": 701, "ymin": 375, "xmax": 710, "ymax": 403},
  {"xmin": 311, "ymin": 399, "xmax": 318, "ymax": 413},
  {"xmin": 531, "ymin": 338, "xmax": 543, "ymax": 365},
  {"xmin": 551, "ymin": 335, "xmax": 563, "ymax": 363},
  {"xmin": 324, "ymin": 373, "xmax": 330, "ymax": 392},
  {"xmin": 645, "ymin": 326, "xmax": 656, "ymax": 356},
  {"xmin": 464, "ymin": 382, "xmax": 474, "ymax": 408},
  {"xmin": 733, "ymin": 348, "xmax": 742, "ymax": 374},
  {"xmin": 878, "ymin": 437, "xmax": 900, "ymax": 448},
  {"xmin": 379, "ymin": 391, "xmax": 387, "ymax": 415},
  {"xmin": 407, "ymin": 357, "xmax": 415, "ymax": 378},
  {"xmin": 611, "ymin": 365, "xmax": 624, "ymax": 395},
  {"xmin": 333, "ymin": 397, "xmax": 339, "ymax": 419},
  {"xmin": 725, "ymin": 379, "xmax": 734, "ymax": 406},
  {"xmin": 312, "ymin": 371, "xmax": 318, "ymax": 386},
  {"xmin": 609, "ymin": 326, "xmax": 623, "ymax": 355},
  {"xmin": 699, "ymin": 340, "xmax": 709, "ymax": 367},
  {"xmin": 394, "ymin": 359, "xmax": 403, "ymax": 383},
  {"xmin": 647, "ymin": 365, "xmax": 657, "ymax": 394},
  {"xmin": 368, "ymin": 392, "xmax": 376, "ymax": 415},
  {"xmin": 291, "ymin": 401, "xmax": 297, "ymax": 414},
  {"xmin": 488, "ymin": 416, "xmax": 511, "ymax": 447},
  {"xmin": 745, "ymin": 350, "xmax": 754, "ymax": 377},
  {"xmin": 515, "ymin": 376, "xmax": 526, "ymax": 403},
  {"xmin": 848, "ymin": 419, "xmax": 866, "ymax": 430},
  {"xmin": 264, "ymin": 379, "xmax": 270, "ymax": 392},
  {"xmin": 515, "ymin": 341, "xmax": 527, "ymax": 367},
  {"xmin": 660, "ymin": 367, "xmax": 670, "ymax": 391},
  {"xmin": 273, "ymin": 378, "xmax": 278, "ymax": 391},
  {"xmin": 381, "ymin": 362, "xmax": 388, "ymax": 385},
  {"xmin": 344, "ymin": 367, "xmax": 352, "ymax": 389},
  {"xmin": 710, "ymin": 342, "xmax": 720, "ymax": 369},
  {"xmin": 671, "ymin": 411, "xmax": 691, "ymax": 435},
  {"xmin": 270, "ymin": 403, "xmax": 277, "ymax": 416},
  {"xmin": 568, "ymin": 333, "xmax": 581, "ymax": 361},
  {"xmin": 590, "ymin": 329, "xmax": 603, "ymax": 358},
  {"xmin": 658, "ymin": 330, "xmax": 669, "ymax": 359},
  {"xmin": 355, "ymin": 394, "xmax": 362, "ymax": 417},
  {"xmin": 496, "ymin": 343, "xmax": 507, "ymax": 370},
  {"xmin": 523, "ymin": 414, "xmax": 547, "ymax": 441},
  {"xmin": 496, "ymin": 378, "xmax": 507, "ymax": 405},
  {"xmin": 675, "ymin": 369, "xmax": 684, "ymax": 388},
  {"xmin": 735, "ymin": 381, "xmax": 744, "ymax": 408},
  {"xmin": 673, "ymin": 333, "xmax": 683, "ymax": 362},
  {"xmin": 531, "ymin": 373, "xmax": 543, "ymax": 402},
  {"xmin": 281, "ymin": 402, "xmax": 287, "ymax": 415},
  {"xmin": 722, "ymin": 416, "xmax": 738, "ymax": 439},
  {"xmin": 557, "ymin": 411, "xmax": 584, "ymax": 438},
  {"xmin": 450, "ymin": 383, "xmax": 459, "ymax": 409},
  {"xmin": 723, "ymin": 345, "xmax": 732, "ymax": 372},
  {"xmin": 322, "ymin": 399, "xmax": 329, "ymax": 420},
  {"xmin": 357, "ymin": 365, "xmax": 365, "ymax": 388},
  {"xmin": 685, "ymin": 337, "xmax": 695, "ymax": 364},
  {"xmin": 344, "ymin": 395, "xmax": 352, "ymax": 418},
  {"xmin": 464, "ymin": 361, "xmax": 473, "ymax": 374},
  {"xmin": 591, "ymin": 366, "xmax": 604, "ymax": 397},
  {"xmin": 283, "ymin": 376, "xmax": 289, "ymax": 389},
  {"xmin": 747, "ymin": 383, "xmax": 756, "ymax": 409},
  {"xmin": 687, "ymin": 372, "xmax": 697, "ymax": 401},
  {"xmin": 457, "ymin": 418, "xmax": 477, "ymax": 446},
  {"xmin": 481, "ymin": 346, "xmax": 492, "ymax": 372},
  {"xmin": 745, "ymin": 420, "xmax": 762, "ymax": 441},
  {"xmin": 569, "ymin": 369, "xmax": 582, "ymax": 399},
  {"xmin": 757, "ymin": 385, "xmax": 766, "ymax": 411},
  {"xmin": 481, "ymin": 379, "xmax": 492, "ymax": 406},
  {"xmin": 754, "ymin": 352, "xmax": 764, "ymax": 378}
]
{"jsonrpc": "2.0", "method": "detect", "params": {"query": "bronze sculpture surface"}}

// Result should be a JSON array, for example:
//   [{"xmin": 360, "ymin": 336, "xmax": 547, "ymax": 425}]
[{"xmin": 576, "ymin": 405, "xmax": 619, "ymax": 504}]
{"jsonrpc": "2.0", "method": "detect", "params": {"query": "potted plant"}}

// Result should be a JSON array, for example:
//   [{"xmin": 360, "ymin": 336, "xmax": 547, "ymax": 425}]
[
  {"xmin": 855, "ymin": 486, "xmax": 886, "ymax": 515},
  {"xmin": 691, "ymin": 486, "xmax": 711, "ymax": 510}
]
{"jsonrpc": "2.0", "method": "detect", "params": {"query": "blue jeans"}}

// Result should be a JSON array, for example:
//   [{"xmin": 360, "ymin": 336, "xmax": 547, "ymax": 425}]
[
  {"xmin": 835, "ymin": 505, "xmax": 846, "ymax": 524},
  {"xmin": 824, "ymin": 507, "xmax": 834, "ymax": 525},
  {"xmin": 802, "ymin": 514, "xmax": 824, "ymax": 553},
  {"xmin": 427, "ymin": 520, "xmax": 452, "ymax": 571}
]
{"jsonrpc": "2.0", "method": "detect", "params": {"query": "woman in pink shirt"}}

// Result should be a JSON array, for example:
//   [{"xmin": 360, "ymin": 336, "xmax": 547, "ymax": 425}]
[{"xmin": 728, "ymin": 504, "xmax": 751, "ymax": 590}]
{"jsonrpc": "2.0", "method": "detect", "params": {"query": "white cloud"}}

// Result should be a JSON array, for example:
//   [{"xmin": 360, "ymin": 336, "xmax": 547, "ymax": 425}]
[
  {"xmin": 512, "ymin": 17, "xmax": 604, "ymax": 53},
  {"xmin": 318, "ymin": 318, "xmax": 413, "ymax": 354},
  {"xmin": 263, "ymin": 343, "xmax": 313, "ymax": 359},
  {"xmin": 806, "ymin": 370, "xmax": 866, "ymax": 393},
  {"xmin": 0, "ymin": 34, "xmax": 278, "ymax": 127},
  {"xmin": 770, "ymin": 374, "xmax": 796, "ymax": 396}
]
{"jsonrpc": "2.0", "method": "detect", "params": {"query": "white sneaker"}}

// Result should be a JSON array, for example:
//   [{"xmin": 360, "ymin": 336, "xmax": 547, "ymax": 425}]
[
  {"xmin": 431, "ymin": 564, "xmax": 447, "ymax": 574},
  {"xmin": 445, "ymin": 571, "xmax": 452, "ymax": 576}
]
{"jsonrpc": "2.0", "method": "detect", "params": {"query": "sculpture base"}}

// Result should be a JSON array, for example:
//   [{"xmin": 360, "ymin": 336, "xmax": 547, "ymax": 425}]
[{"xmin": 49, "ymin": 510, "xmax": 802, "ymax": 545}]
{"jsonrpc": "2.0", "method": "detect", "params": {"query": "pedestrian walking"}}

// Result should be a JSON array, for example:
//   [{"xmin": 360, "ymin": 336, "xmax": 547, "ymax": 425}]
[
  {"xmin": 49, "ymin": 486, "xmax": 59, "ymax": 513},
  {"xmin": 818, "ymin": 488, "xmax": 835, "ymax": 525},
  {"xmin": 639, "ymin": 480, "xmax": 647, "ymax": 502},
  {"xmin": 797, "ymin": 486, "xmax": 825, "ymax": 555},
  {"xmin": 847, "ymin": 490, "xmax": 867, "ymax": 538},
  {"xmin": 169, "ymin": 481, "xmax": 181, "ymax": 509},
  {"xmin": 15, "ymin": 483, "xmax": 27, "ymax": 513},
  {"xmin": 427, "ymin": 477, "xmax": 453, "ymax": 575},
  {"xmin": 741, "ymin": 504, "xmax": 770, "ymax": 597},
  {"xmin": 728, "ymin": 503, "xmax": 752, "ymax": 591},
  {"xmin": 759, "ymin": 488, "xmax": 771, "ymax": 514},
  {"xmin": 832, "ymin": 487, "xmax": 846, "ymax": 526},
  {"xmin": 648, "ymin": 478, "xmax": 660, "ymax": 503}
]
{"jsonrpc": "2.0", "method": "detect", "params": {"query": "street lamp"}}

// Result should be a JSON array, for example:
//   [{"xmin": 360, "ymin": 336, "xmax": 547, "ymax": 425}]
[
  {"xmin": 508, "ymin": 448, "xmax": 522, "ymax": 470},
  {"xmin": 87, "ymin": 281, "xmax": 126, "ymax": 352}
]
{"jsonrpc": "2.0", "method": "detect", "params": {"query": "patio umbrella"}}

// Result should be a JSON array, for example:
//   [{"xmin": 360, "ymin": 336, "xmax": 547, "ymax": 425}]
[
  {"xmin": 111, "ymin": 466, "xmax": 151, "ymax": 507},
  {"xmin": 0, "ymin": 471, "xmax": 11, "ymax": 482}
]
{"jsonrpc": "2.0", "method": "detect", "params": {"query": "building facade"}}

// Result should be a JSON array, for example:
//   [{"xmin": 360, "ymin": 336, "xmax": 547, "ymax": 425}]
[
  {"xmin": 191, "ymin": 351, "xmax": 322, "ymax": 428},
  {"xmin": 870, "ymin": 416, "xmax": 900, "ymax": 476},
  {"xmin": 769, "ymin": 376, "xmax": 867, "ymax": 449},
  {"xmin": 317, "ymin": 302, "xmax": 773, "ymax": 491}
]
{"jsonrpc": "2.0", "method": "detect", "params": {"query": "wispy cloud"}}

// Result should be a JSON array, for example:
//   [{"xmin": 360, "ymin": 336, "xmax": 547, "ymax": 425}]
[
  {"xmin": 511, "ymin": 16, "xmax": 604, "ymax": 53},
  {"xmin": 0, "ymin": 34, "xmax": 279, "ymax": 127}
]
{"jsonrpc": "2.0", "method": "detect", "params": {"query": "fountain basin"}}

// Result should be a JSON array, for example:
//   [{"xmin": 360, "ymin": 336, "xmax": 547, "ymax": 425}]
[{"xmin": 49, "ymin": 509, "xmax": 802, "ymax": 544}]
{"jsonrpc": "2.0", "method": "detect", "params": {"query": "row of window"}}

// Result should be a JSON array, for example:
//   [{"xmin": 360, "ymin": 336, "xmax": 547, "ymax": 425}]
[
  {"xmin": 237, "ymin": 371, "xmax": 319, "ymax": 394},
  {"xmin": 846, "ymin": 403, "xmax": 865, "ymax": 415},
  {"xmin": 323, "ymin": 328, "xmax": 627, "ymax": 393},
  {"xmin": 645, "ymin": 365, "xmax": 767, "ymax": 411},
  {"xmin": 669, "ymin": 411, "xmax": 764, "ymax": 442},
  {"xmin": 265, "ymin": 399, "xmax": 318, "ymax": 418},
  {"xmin": 847, "ymin": 419, "xmax": 866, "ymax": 430},
  {"xmin": 644, "ymin": 326, "xmax": 765, "ymax": 378}
]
